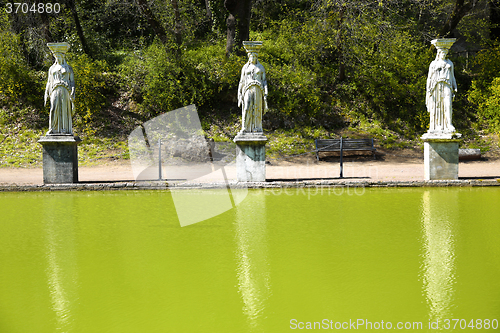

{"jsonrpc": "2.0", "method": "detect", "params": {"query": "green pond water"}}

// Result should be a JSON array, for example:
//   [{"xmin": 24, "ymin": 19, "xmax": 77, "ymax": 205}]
[{"xmin": 0, "ymin": 187, "xmax": 499, "ymax": 332}]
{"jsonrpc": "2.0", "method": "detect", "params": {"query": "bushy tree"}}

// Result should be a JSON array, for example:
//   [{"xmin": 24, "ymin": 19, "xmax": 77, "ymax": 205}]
[
  {"xmin": 0, "ymin": 12, "xmax": 43, "ymax": 109},
  {"xmin": 468, "ymin": 43, "xmax": 500, "ymax": 134}
]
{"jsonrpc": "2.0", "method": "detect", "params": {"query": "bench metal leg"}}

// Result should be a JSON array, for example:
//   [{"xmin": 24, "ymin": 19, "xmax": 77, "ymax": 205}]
[
  {"xmin": 339, "ymin": 137, "xmax": 343, "ymax": 178},
  {"xmin": 372, "ymin": 138, "xmax": 376, "ymax": 160},
  {"xmin": 315, "ymin": 139, "xmax": 319, "ymax": 161}
]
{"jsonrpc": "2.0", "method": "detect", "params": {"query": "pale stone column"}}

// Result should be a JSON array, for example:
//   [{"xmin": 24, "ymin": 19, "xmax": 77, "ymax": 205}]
[
  {"xmin": 39, "ymin": 42, "xmax": 81, "ymax": 184},
  {"xmin": 234, "ymin": 41, "xmax": 268, "ymax": 182},
  {"xmin": 38, "ymin": 135, "xmax": 81, "ymax": 183},
  {"xmin": 421, "ymin": 39, "xmax": 461, "ymax": 180}
]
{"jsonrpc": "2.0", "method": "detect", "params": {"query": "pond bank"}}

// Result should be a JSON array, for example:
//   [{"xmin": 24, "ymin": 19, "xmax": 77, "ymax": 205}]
[
  {"xmin": 1, "ymin": 156, "xmax": 499, "ymax": 191},
  {"xmin": 1, "ymin": 178, "xmax": 499, "ymax": 192}
]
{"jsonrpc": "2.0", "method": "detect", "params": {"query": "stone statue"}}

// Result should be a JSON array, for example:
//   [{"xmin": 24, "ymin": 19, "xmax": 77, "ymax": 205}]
[
  {"xmin": 425, "ymin": 39, "xmax": 457, "ymax": 134},
  {"xmin": 45, "ymin": 42, "xmax": 75, "ymax": 135},
  {"xmin": 238, "ymin": 41, "xmax": 268, "ymax": 133}
]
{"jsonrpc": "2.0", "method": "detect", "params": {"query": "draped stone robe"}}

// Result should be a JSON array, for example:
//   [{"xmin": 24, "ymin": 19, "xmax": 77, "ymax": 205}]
[
  {"xmin": 45, "ymin": 63, "xmax": 75, "ymax": 135},
  {"xmin": 238, "ymin": 61, "xmax": 268, "ymax": 133},
  {"xmin": 426, "ymin": 58, "xmax": 457, "ymax": 133}
]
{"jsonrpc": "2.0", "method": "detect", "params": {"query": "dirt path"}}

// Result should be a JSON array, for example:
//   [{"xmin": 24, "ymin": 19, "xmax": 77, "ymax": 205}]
[{"xmin": 1, "ymin": 150, "xmax": 499, "ymax": 185}]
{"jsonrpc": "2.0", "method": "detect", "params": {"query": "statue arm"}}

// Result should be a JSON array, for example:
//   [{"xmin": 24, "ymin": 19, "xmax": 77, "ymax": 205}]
[
  {"xmin": 425, "ymin": 66, "xmax": 434, "ymax": 109},
  {"xmin": 450, "ymin": 62, "xmax": 457, "ymax": 92},
  {"xmin": 262, "ymin": 67, "xmax": 268, "ymax": 111},
  {"xmin": 237, "ymin": 65, "xmax": 246, "ymax": 107},
  {"xmin": 68, "ymin": 66, "xmax": 76, "ymax": 116},
  {"xmin": 262, "ymin": 66, "xmax": 268, "ymax": 96},
  {"xmin": 69, "ymin": 65, "xmax": 75, "ymax": 101},
  {"xmin": 426, "ymin": 63, "xmax": 438, "ymax": 107},
  {"xmin": 44, "ymin": 68, "xmax": 52, "ymax": 106}
]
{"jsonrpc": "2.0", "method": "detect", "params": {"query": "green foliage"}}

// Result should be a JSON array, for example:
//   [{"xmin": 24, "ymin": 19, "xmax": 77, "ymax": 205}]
[
  {"xmin": 253, "ymin": 17, "xmax": 339, "ymax": 126},
  {"xmin": 207, "ymin": 0, "xmax": 228, "ymax": 34},
  {"xmin": 0, "ymin": 13, "xmax": 43, "ymax": 109},
  {"xmin": 251, "ymin": 0, "xmax": 312, "ymax": 30},
  {"xmin": 469, "ymin": 43, "xmax": 500, "ymax": 91},
  {"xmin": 469, "ymin": 77, "xmax": 500, "ymax": 134},
  {"xmin": 142, "ymin": 41, "xmax": 214, "ymax": 113},
  {"xmin": 2, "ymin": 0, "xmax": 500, "ymax": 155},
  {"xmin": 0, "ymin": 26, "xmax": 24, "ymax": 102},
  {"xmin": 467, "ymin": 44, "xmax": 500, "ymax": 134},
  {"xmin": 348, "ymin": 29, "xmax": 433, "ymax": 135},
  {"xmin": 66, "ymin": 53, "xmax": 108, "ymax": 136},
  {"xmin": 120, "ymin": 40, "xmax": 246, "ymax": 116}
]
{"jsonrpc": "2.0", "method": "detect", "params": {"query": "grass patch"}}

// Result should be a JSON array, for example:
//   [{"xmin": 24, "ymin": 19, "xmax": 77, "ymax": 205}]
[
  {"xmin": 0, "ymin": 124, "xmax": 129, "ymax": 168},
  {"xmin": 265, "ymin": 127, "xmax": 333, "ymax": 159},
  {"xmin": 78, "ymin": 137, "xmax": 129, "ymax": 166},
  {"xmin": 460, "ymin": 132, "xmax": 494, "ymax": 153},
  {"xmin": 347, "ymin": 117, "xmax": 414, "ymax": 149},
  {"xmin": 0, "ymin": 126, "xmax": 44, "ymax": 168}
]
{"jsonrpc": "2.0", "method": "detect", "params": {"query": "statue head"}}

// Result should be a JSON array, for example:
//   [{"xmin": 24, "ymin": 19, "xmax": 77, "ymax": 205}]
[
  {"xmin": 431, "ymin": 38, "xmax": 455, "ymax": 60},
  {"xmin": 53, "ymin": 52, "xmax": 65, "ymax": 65},
  {"xmin": 436, "ymin": 49, "xmax": 448, "ymax": 60},
  {"xmin": 47, "ymin": 42, "xmax": 70, "ymax": 65},
  {"xmin": 243, "ymin": 41, "xmax": 263, "ymax": 64},
  {"xmin": 249, "ymin": 52, "xmax": 258, "ymax": 64}
]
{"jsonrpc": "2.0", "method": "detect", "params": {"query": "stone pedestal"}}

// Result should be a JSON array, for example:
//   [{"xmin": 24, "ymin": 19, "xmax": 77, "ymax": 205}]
[
  {"xmin": 234, "ymin": 132, "xmax": 267, "ymax": 182},
  {"xmin": 422, "ymin": 132, "xmax": 461, "ymax": 180},
  {"xmin": 38, "ymin": 135, "xmax": 82, "ymax": 184}
]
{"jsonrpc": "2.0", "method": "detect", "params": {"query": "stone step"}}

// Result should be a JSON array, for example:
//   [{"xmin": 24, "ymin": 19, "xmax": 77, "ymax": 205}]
[{"xmin": 459, "ymin": 148, "xmax": 481, "ymax": 161}]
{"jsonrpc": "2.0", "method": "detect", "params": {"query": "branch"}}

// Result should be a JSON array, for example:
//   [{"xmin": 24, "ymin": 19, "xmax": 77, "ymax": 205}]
[
  {"xmin": 134, "ymin": 0, "xmax": 169, "ymax": 45},
  {"xmin": 439, "ymin": 0, "xmax": 476, "ymax": 37}
]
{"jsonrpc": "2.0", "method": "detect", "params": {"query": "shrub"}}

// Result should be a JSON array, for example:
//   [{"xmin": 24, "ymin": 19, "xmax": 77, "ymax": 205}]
[
  {"xmin": 0, "ymin": 15, "xmax": 43, "ymax": 109},
  {"xmin": 66, "ymin": 53, "xmax": 108, "ymax": 136},
  {"xmin": 469, "ymin": 77, "xmax": 500, "ymax": 134},
  {"xmin": 346, "ymin": 29, "xmax": 433, "ymax": 136},
  {"xmin": 467, "ymin": 44, "xmax": 500, "ymax": 134},
  {"xmin": 120, "ymin": 40, "xmax": 246, "ymax": 117}
]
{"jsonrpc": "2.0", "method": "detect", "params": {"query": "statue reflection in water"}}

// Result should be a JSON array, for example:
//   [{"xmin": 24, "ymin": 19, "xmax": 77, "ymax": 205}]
[
  {"xmin": 235, "ymin": 191, "xmax": 271, "ymax": 330},
  {"xmin": 421, "ymin": 190, "xmax": 457, "ymax": 322}
]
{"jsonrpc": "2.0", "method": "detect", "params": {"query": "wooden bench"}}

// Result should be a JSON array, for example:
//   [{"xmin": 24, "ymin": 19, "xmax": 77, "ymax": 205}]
[
  {"xmin": 315, "ymin": 138, "xmax": 376, "ymax": 178},
  {"xmin": 315, "ymin": 138, "xmax": 376, "ymax": 161}
]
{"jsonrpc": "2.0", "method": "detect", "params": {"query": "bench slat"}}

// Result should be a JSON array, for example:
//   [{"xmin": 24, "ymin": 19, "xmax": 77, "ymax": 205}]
[{"xmin": 315, "ymin": 138, "xmax": 376, "ymax": 161}]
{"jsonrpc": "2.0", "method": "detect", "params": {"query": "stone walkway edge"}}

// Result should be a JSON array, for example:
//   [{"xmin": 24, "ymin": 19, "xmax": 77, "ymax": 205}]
[{"xmin": 1, "ymin": 179, "xmax": 500, "ymax": 192}]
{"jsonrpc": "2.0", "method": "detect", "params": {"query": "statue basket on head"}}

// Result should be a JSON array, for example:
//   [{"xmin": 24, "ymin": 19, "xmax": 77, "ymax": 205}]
[
  {"xmin": 45, "ymin": 42, "xmax": 75, "ymax": 135},
  {"xmin": 238, "ymin": 41, "xmax": 268, "ymax": 134},
  {"xmin": 425, "ymin": 38, "xmax": 457, "ymax": 134}
]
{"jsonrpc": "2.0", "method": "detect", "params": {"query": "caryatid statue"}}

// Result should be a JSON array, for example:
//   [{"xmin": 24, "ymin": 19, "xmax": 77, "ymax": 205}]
[
  {"xmin": 426, "ymin": 39, "xmax": 457, "ymax": 134},
  {"xmin": 238, "ymin": 41, "xmax": 268, "ymax": 133},
  {"xmin": 45, "ymin": 42, "xmax": 75, "ymax": 135}
]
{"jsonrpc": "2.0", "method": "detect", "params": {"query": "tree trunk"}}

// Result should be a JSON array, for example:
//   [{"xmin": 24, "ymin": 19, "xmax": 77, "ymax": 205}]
[
  {"xmin": 226, "ymin": 13, "xmax": 236, "ymax": 56},
  {"xmin": 205, "ymin": 0, "xmax": 212, "ymax": 21},
  {"xmin": 337, "ymin": 8, "xmax": 346, "ymax": 81},
  {"xmin": 439, "ymin": 0, "xmax": 475, "ymax": 37},
  {"xmin": 134, "ymin": 0, "xmax": 169, "ymax": 46},
  {"xmin": 65, "ymin": 0, "xmax": 92, "ymax": 57},
  {"xmin": 224, "ymin": 0, "xmax": 252, "ymax": 56},
  {"xmin": 172, "ymin": 0, "xmax": 182, "ymax": 47},
  {"xmin": 39, "ymin": 12, "xmax": 53, "ymax": 43},
  {"xmin": 236, "ymin": 0, "xmax": 252, "ymax": 47},
  {"xmin": 490, "ymin": 0, "xmax": 500, "ymax": 39}
]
